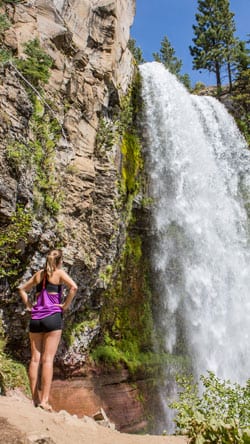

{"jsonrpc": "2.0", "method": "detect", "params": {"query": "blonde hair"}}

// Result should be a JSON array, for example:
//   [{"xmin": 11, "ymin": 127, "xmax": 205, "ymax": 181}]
[{"xmin": 45, "ymin": 249, "xmax": 63, "ymax": 276}]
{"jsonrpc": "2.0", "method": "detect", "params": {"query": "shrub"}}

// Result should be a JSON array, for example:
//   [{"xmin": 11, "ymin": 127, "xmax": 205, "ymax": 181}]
[
  {"xmin": 0, "ymin": 13, "xmax": 10, "ymax": 34},
  {"xmin": 0, "ymin": 48, "xmax": 12, "ymax": 65},
  {"xmin": 0, "ymin": 206, "xmax": 32, "ymax": 279},
  {"xmin": 15, "ymin": 38, "xmax": 53, "ymax": 87},
  {"xmin": 0, "ymin": 321, "xmax": 30, "ymax": 395},
  {"xmin": 170, "ymin": 372, "xmax": 250, "ymax": 444}
]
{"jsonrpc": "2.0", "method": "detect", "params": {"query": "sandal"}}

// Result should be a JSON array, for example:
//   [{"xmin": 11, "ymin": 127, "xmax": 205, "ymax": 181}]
[
  {"xmin": 33, "ymin": 399, "xmax": 40, "ymax": 408},
  {"xmin": 38, "ymin": 403, "xmax": 53, "ymax": 412}
]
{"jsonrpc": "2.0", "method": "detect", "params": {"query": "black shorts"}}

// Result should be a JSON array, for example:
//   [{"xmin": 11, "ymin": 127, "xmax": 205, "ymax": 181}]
[{"xmin": 29, "ymin": 312, "xmax": 63, "ymax": 333}]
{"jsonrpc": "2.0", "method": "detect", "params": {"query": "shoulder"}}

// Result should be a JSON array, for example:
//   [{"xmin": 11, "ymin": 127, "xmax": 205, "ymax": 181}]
[
  {"xmin": 58, "ymin": 269, "xmax": 77, "ymax": 288},
  {"xmin": 33, "ymin": 269, "xmax": 45, "ymax": 285},
  {"xmin": 58, "ymin": 269, "xmax": 70, "ymax": 281}
]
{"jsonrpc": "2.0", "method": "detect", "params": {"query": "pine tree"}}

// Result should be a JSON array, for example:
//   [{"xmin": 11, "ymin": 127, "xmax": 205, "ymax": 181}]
[
  {"xmin": 232, "ymin": 37, "xmax": 250, "ymax": 146},
  {"xmin": 153, "ymin": 35, "xmax": 192, "ymax": 90},
  {"xmin": 128, "ymin": 38, "xmax": 145, "ymax": 65},
  {"xmin": 235, "ymin": 37, "xmax": 250, "ymax": 76},
  {"xmin": 190, "ymin": 0, "xmax": 239, "ymax": 92},
  {"xmin": 153, "ymin": 35, "xmax": 182, "ymax": 76}
]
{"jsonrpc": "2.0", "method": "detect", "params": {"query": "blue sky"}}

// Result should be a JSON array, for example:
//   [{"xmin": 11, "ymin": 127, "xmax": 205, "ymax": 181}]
[{"xmin": 131, "ymin": 0, "xmax": 250, "ymax": 87}]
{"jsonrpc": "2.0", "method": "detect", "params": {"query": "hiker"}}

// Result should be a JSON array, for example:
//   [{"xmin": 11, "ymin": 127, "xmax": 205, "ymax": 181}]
[{"xmin": 18, "ymin": 249, "xmax": 77, "ymax": 411}]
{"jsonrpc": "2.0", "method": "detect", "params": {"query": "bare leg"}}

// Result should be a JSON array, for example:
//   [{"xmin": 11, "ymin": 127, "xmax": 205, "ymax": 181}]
[
  {"xmin": 29, "ymin": 332, "xmax": 43, "ymax": 405},
  {"xmin": 39, "ymin": 330, "xmax": 62, "ymax": 409}
]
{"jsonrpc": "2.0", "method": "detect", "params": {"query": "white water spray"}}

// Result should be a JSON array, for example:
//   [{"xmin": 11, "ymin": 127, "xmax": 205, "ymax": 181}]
[{"xmin": 140, "ymin": 62, "xmax": 250, "ymax": 384}]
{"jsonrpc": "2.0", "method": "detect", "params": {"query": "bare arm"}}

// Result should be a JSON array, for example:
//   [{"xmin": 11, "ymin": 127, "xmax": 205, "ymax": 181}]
[
  {"xmin": 59, "ymin": 270, "xmax": 78, "ymax": 311},
  {"xmin": 17, "ymin": 270, "xmax": 43, "ymax": 311}
]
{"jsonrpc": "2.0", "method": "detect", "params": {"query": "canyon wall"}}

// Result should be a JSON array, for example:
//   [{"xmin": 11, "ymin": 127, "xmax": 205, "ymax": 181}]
[
  {"xmin": 0, "ymin": 0, "xmax": 156, "ymax": 432},
  {"xmin": 0, "ymin": 0, "xmax": 135, "ymax": 363}
]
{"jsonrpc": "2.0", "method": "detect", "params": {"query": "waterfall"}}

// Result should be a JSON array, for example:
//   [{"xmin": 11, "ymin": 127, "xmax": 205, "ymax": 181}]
[{"xmin": 140, "ymin": 62, "xmax": 250, "ymax": 385}]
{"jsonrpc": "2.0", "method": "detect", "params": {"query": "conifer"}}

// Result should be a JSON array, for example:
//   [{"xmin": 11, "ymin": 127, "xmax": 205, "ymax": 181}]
[{"xmin": 190, "ymin": 0, "xmax": 239, "ymax": 92}]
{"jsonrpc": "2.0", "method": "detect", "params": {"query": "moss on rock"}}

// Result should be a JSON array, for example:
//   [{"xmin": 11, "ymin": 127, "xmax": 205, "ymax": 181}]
[{"xmin": 0, "ymin": 320, "xmax": 30, "ymax": 395}]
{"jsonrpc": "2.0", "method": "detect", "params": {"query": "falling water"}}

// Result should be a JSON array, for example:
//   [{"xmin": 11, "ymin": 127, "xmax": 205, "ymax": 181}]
[{"xmin": 140, "ymin": 62, "xmax": 250, "ymax": 387}]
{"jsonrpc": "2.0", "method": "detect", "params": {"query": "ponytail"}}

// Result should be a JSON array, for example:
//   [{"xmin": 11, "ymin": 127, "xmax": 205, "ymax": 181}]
[{"xmin": 45, "ymin": 249, "xmax": 63, "ymax": 276}]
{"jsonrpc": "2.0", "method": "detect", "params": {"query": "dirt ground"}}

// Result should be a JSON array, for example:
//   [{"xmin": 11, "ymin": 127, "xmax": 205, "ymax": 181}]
[{"xmin": 0, "ymin": 393, "xmax": 188, "ymax": 444}]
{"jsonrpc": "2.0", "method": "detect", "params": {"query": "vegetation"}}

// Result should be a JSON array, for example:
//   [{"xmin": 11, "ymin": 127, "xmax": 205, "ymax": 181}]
[
  {"xmin": 93, "ymin": 72, "xmax": 155, "ymax": 374},
  {"xmin": 15, "ymin": 38, "xmax": 53, "ymax": 88},
  {"xmin": 0, "ymin": 206, "xmax": 32, "ymax": 279},
  {"xmin": 153, "ymin": 36, "xmax": 182, "ymax": 76},
  {"xmin": 0, "ymin": 13, "xmax": 11, "ymax": 66},
  {"xmin": 128, "ymin": 38, "xmax": 145, "ymax": 65},
  {"xmin": 190, "ymin": 0, "xmax": 241, "ymax": 92},
  {"xmin": 230, "ymin": 38, "xmax": 250, "ymax": 146},
  {"xmin": 153, "ymin": 35, "xmax": 191, "ymax": 90},
  {"xmin": 232, "ymin": 68, "xmax": 250, "ymax": 147},
  {"xmin": 1, "ymin": 33, "xmax": 62, "ymax": 282},
  {"xmin": 6, "ymin": 97, "xmax": 62, "ymax": 216},
  {"xmin": 96, "ymin": 70, "xmax": 143, "ymax": 198},
  {"xmin": 0, "ymin": 12, "xmax": 10, "ymax": 34},
  {"xmin": 120, "ymin": 132, "xmax": 142, "ymax": 196},
  {"xmin": 1, "ymin": 0, "xmax": 21, "ymax": 4},
  {"xmin": 30, "ymin": 98, "xmax": 62, "ymax": 215},
  {"xmin": 91, "ymin": 231, "xmax": 155, "ymax": 374},
  {"xmin": 0, "ymin": 48, "xmax": 11, "ymax": 64},
  {"xmin": 64, "ymin": 318, "xmax": 99, "ymax": 347},
  {"xmin": 3, "ymin": 37, "xmax": 62, "ymax": 216},
  {"xmin": 0, "ymin": 321, "xmax": 30, "ymax": 395},
  {"xmin": 95, "ymin": 117, "xmax": 119, "ymax": 155},
  {"xmin": 171, "ymin": 372, "xmax": 250, "ymax": 444}
]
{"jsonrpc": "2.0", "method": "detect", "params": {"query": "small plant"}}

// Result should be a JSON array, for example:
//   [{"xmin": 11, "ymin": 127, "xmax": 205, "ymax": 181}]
[
  {"xmin": 30, "ymin": 101, "xmax": 62, "ymax": 215},
  {"xmin": 65, "ymin": 163, "xmax": 80, "ymax": 175},
  {"xmin": 95, "ymin": 117, "xmax": 119, "ymax": 155},
  {"xmin": 0, "ymin": 48, "xmax": 12, "ymax": 65},
  {"xmin": 0, "ymin": 13, "xmax": 10, "ymax": 34},
  {"xmin": 6, "ymin": 141, "xmax": 33, "ymax": 172},
  {"xmin": 7, "ymin": 96, "xmax": 63, "ymax": 216},
  {"xmin": 193, "ymin": 81, "xmax": 206, "ymax": 93},
  {"xmin": 15, "ymin": 38, "xmax": 53, "ymax": 87},
  {"xmin": 170, "ymin": 372, "xmax": 250, "ymax": 444}
]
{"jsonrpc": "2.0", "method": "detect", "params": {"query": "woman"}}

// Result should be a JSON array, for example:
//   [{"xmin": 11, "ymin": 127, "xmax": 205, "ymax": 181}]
[{"xmin": 18, "ymin": 249, "xmax": 78, "ymax": 412}]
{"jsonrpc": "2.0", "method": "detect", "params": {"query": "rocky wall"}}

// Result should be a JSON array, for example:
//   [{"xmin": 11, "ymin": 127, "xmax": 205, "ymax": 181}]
[{"xmin": 0, "ymin": 0, "xmax": 135, "ymax": 368}]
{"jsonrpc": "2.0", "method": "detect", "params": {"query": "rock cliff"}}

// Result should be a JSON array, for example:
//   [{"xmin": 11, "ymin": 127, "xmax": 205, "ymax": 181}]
[
  {"xmin": 0, "ymin": 0, "xmax": 135, "ymax": 362},
  {"xmin": 0, "ymin": 0, "xmax": 156, "ymax": 432}
]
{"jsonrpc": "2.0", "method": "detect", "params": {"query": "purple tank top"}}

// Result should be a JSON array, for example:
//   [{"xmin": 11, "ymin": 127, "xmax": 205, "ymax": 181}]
[{"xmin": 31, "ymin": 274, "xmax": 63, "ymax": 320}]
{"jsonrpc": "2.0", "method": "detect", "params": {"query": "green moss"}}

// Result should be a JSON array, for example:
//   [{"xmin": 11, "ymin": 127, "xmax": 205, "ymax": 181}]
[
  {"xmin": 63, "ymin": 318, "xmax": 99, "ymax": 347},
  {"xmin": 121, "ymin": 132, "xmax": 143, "ymax": 196},
  {"xmin": 91, "ymin": 227, "xmax": 156, "ymax": 374},
  {"xmin": 99, "ymin": 264, "xmax": 113, "ymax": 286},
  {"xmin": 124, "ymin": 233, "xmax": 142, "ymax": 263},
  {"xmin": 91, "ymin": 71, "xmax": 153, "ymax": 374},
  {"xmin": 0, "ymin": 350, "xmax": 30, "ymax": 395},
  {"xmin": 0, "ymin": 206, "xmax": 32, "ymax": 280},
  {"xmin": 0, "ymin": 321, "xmax": 30, "ymax": 395},
  {"xmin": 92, "ymin": 333, "xmax": 189, "ymax": 376}
]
